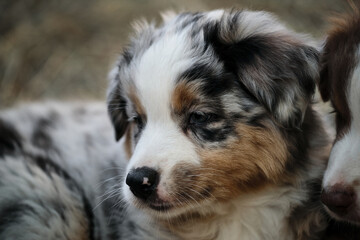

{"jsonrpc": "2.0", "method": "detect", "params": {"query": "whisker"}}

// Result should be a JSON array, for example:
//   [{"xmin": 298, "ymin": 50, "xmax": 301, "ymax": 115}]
[
  {"xmin": 95, "ymin": 175, "xmax": 123, "ymax": 189},
  {"xmin": 93, "ymin": 188, "xmax": 121, "ymax": 211}
]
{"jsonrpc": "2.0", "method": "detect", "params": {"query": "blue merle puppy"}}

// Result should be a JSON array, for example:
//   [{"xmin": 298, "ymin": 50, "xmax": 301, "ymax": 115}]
[{"xmin": 105, "ymin": 9, "xmax": 331, "ymax": 240}]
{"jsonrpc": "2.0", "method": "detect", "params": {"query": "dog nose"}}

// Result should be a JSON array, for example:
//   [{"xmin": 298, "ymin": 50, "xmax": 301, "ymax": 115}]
[
  {"xmin": 126, "ymin": 167, "xmax": 159, "ymax": 200},
  {"xmin": 321, "ymin": 184, "xmax": 356, "ymax": 216}
]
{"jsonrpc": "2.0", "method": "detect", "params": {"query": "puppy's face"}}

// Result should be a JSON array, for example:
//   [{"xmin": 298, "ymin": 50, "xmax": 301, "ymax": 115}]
[
  {"xmin": 108, "ymin": 10, "xmax": 319, "ymax": 218},
  {"xmin": 319, "ymin": 13, "xmax": 360, "ymax": 224}
]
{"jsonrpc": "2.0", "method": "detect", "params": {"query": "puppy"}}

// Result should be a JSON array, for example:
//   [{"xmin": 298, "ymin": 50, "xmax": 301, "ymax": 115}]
[
  {"xmin": 0, "ymin": 102, "xmax": 122, "ymax": 240},
  {"xmin": 106, "ymin": 9, "xmax": 331, "ymax": 240},
  {"xmin": 319, "ymin": 9, "xmax": 360, "ymax": 226}
]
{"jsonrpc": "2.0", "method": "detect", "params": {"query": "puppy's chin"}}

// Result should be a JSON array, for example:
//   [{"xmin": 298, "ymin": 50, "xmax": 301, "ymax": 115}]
[
  {"xmin": 123, "ymin": 185, "xmax": 211, "ymax": 219},
  {"xmin": 326, "ymin": 207, "xmax": 360, "ymax": 226}
]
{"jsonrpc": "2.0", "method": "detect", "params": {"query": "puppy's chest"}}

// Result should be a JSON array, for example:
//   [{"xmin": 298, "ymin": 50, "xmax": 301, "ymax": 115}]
[
  {"xmin": 170, "ymin": 191, "xmax": 301, "ymax": 240},
  {"xmin": 214, "ymin": 206, "xmax": 292, "ymax": 240}
]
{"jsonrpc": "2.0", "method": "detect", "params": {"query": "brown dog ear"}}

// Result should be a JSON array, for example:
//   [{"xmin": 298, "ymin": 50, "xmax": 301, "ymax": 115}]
[
  {"xmin": 107, "ymin": 65, "xmax": 129, "ymax": 142},
  {"xmin": 204, "ymin": 11, "xmax": 319, "ymax": 128},
  {"xmin": 318, "ymin": 11, "xmax": 360, "ymax": 103}
]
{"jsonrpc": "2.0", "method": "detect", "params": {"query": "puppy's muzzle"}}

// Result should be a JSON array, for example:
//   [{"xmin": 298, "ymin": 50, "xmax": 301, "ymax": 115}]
[
  {"xmin": 126, "ymin": 167, "xmax": 159, "ymax": 200},
  {"xmin": 321, "ymin": 184, "xmax": 356, "ymax": 216}
]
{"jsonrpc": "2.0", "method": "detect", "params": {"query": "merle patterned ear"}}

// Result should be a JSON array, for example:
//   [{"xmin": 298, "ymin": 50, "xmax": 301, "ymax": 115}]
[
  {"xmin": 107, "ymin": 66, "xmax": 129, "ymax": 141},
  {"xmin": 237, "ymin": 39, "xmax": 319, "ymax": 128},
  {"xmin": 205, "ymin": 11, "xmax": 319, "ymax": 128}
]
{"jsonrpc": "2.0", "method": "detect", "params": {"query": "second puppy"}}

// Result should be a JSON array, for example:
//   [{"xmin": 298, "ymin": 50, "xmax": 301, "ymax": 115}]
[{"xmin": 319, "ymin": 9, "xmax": 360, "ymax": 226}]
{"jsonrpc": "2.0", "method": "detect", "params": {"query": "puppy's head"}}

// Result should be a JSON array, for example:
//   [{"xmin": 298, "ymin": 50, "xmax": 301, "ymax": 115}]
[
  {"xmin": 319, "ymin": 11, "xmax": 360, "ymax": 224},
  {"xmin": 108, "ymin": 10, "xmax": 319, "ymax": 219}
]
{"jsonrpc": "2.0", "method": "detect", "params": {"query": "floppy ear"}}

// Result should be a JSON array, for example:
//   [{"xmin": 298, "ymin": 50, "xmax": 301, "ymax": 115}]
[
  {"xmin": 107, "ymin": 64, "xmax": 129, "ymax": 141},
  {"xmin": 239, "ymin": 39, "xmax": 319, "ymax": 128},
  {"xmin": 205, "ymin": 11, "xmax": 319, "ymax": 128}
]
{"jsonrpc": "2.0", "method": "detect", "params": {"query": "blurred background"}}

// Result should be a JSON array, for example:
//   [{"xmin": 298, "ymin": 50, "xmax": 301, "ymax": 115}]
[{"xmin": 0, "ymin": 0, "xmax": 349, "ymax": 109}]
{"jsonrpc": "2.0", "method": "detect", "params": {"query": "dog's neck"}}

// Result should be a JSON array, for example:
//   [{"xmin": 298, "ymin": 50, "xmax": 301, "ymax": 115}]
[{"xmin": 140, "ymin": 185, "xmax": 306, "ymax": 240}]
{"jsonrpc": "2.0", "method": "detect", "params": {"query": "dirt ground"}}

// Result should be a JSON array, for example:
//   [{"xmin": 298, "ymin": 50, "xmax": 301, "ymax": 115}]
[{"xmin": 0, "ymin": 0, "xmax": 350, "ymax": 108}]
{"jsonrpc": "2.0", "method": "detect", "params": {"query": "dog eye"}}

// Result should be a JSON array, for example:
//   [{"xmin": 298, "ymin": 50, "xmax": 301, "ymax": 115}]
[
  {"xmin": 189, "ymin": 111, "xmax": 212, "ymax": 125},
  {"xmin": 129, "ymin": 115, "xmax": 144, "ymax": 129}
]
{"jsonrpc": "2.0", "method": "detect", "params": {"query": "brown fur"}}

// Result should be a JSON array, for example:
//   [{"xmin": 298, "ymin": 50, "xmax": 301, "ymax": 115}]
[
  {"xmin": 172, "ymin": 80, "xmax": 201, "ymax": 116},
  {"xmin": 319, "ymin": 9, "xmax": 360, "ymax": 139}
]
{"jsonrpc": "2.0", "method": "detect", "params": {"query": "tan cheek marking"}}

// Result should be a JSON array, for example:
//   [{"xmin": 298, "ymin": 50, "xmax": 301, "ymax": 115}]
[
  {"xmin": 124, "ymin": 126, "xmax": 133, "ymax": 159},
  {"xmin": 124, "ymin": 85, "xmax": 142, "ymax": 160},
  {"xmin": 197, "ymin": 123, "xmax": 289, "ymax": 200}
]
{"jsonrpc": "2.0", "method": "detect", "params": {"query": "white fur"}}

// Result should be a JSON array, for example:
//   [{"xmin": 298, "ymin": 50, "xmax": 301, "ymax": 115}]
[
  {"xmin": 123, "ymin": 33, "xmax": 201, "ymax": 206},
  {"xmin": 235, "ymin": 11, "xmax": 288, "ymax": 40},
  {"xmin": 165, "ymin": 185, "xmax": 308, "ymax": 240}
]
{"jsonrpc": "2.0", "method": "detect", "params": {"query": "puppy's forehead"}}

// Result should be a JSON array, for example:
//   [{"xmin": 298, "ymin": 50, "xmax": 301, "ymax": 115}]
[
  {"xmin": 133, "ymin": 32, "xmax": 195, "ymax": 118},
  {"xmin": 128, "ymin": 11, "xmax": 219, "ymax": 117},
  {"xmin": 122, "ymin": 10, "xmax": 299, "ymax": 117}
]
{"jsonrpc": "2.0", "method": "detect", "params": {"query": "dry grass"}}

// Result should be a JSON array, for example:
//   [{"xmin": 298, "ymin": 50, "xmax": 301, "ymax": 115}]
[{"xmin": 0, "ymin": 0, "xmax": 349, "ymax": 108}]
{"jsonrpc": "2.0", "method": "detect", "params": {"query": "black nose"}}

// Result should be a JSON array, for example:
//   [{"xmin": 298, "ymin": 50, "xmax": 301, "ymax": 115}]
[
  {"xmin": 321, "ymin": 185, "xmax": 356, "ymax": 216},
  {"xmin": 126, "ymin": 167, "xmax": 159, "ymax": 200}
]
